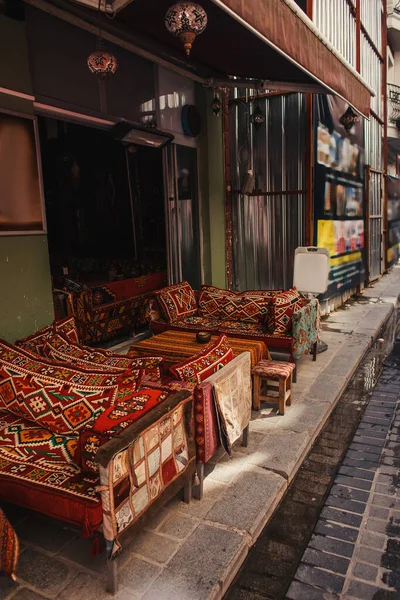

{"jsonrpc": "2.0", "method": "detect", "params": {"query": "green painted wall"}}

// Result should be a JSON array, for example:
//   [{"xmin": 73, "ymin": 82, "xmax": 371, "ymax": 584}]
[
  {"xmin": 197, "ymin": 87, "xmax": 226, "ymax": 288},
  {"xmin": 0, "ymin": 15, "xmax": 54, "ymax": 342}
]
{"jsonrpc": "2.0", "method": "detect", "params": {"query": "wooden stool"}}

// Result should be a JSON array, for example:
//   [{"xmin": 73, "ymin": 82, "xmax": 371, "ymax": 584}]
[{"xmin": 251, "ymin": 360, "xmax": 295, "ymax": 415}]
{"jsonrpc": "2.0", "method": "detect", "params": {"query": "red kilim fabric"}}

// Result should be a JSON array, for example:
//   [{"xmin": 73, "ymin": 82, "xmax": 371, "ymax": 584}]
[
  {"xmin": 156, "ymin": 281, "xmax": 198, "ymax": 323},
  {"xmin": 16, "ymin": 317, "xmax": 79, "ymax": 356},
  {"xmin": 198, "ymin": 285, "xmax": 280, "ymax": 324},
  {"xmin": 169, "ymin": 334, "xmax": 234, "ymax": 385},
  {"xmin": 0, "ymin": 506, "xmax": 19, "ymax": 578},
  {"xmin": 252, "ymin": 359, "xmax": 295, "ymax": 380},
  {"xmin": 266, "ymin": 288, "xmax": 303, "ymax": 334}
]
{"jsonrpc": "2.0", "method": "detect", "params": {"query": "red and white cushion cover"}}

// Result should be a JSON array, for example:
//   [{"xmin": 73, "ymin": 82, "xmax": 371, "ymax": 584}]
[
  {"xmin": 198, "ymin": 285, "xmax": 280, "ymax": 324},
  {"xmin": 15, "ymin": 316, "xmax": 79, "ymax": 356},
  {"xmin": 251, "ymin": 359, "xmax": 295, "ymax": 379},
  {"xmin": 266, "ymin": 288, "xmax": 303, "ymax": 334},
  {"xmin": 156, "ymin": 281, "xmax": 198, "ymax": 323},
  {"xmin": 169, "ymin": 334, "xmax": 234, "ymax": 385}
]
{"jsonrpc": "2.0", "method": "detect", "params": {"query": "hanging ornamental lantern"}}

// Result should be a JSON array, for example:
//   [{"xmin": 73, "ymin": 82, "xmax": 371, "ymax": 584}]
[
  {"xmin": 211, "ymin": 94, "xmax": 222, "ymax": 117},
  {"xmin": 165, "ymin": 2, "xmax": 207, "ymax": 57},
  {"xmin": 87, "ymin": 49, "xmax": 118, "ymax": 80},
  {"xmin": 339, "ymin": 106, "xmax": 360, "ymax": 133},
  {"xmin": 251, "ymin": 104, "xmax": 265, "ymax": 130}
]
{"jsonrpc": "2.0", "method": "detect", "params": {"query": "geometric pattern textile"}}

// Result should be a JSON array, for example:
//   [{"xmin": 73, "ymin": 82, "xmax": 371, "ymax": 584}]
[
  {"xmin": 205, "ymin": 352, "xmax": 252, "ymax": 454},
  {"xmin": 78, "ymin": 388, "xmax": 171, "ymax": 472},
  {"xmin": 128, "ymin": 329, "xmax": 268, "ymax": 369},
  {"xmin": 0, "ymin": 506, "xmax": 19, "ymax": 578},
  {"xmin": 251, "ymin": 359, "xmax": 296, "ymax": 379},
  {"xmin": 43, "ymin": 334, "xmax": 164, "ymax": 383},
  {"xmin": 266, "ymin": 288, "xmax": 303, "ymax": 334},
  {"xmin": 0, "ymin": 410, "xmax": 79, "ymax": 470},
  {"xmin": 97, "ymin": 395, "xmax": 194, "ymax": 547},
  {"xmin": 169, "ymin": 334, "xmax": 234, "ymax": 385},
  {"xmin": 155, "ymin": 281, "xmax": 198, "ymax": 323},
  {"xmin": 15, "ymin": 316, "xmax": 80, "ymax": 356},
  {"xmin": 291, "ymin": 298, "xmax": 320, "ymax": 359},
  {"xmin": 198, "ymin": 285, "xmax": 280, "ymax": 324}
]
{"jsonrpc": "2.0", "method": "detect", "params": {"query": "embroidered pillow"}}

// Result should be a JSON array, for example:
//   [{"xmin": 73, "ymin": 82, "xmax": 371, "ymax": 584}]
[
  {"xmin": 156, "ymin": 281, "xmax": 198, "ymax": 323},
  {"xmin": 198, "ymin": 285, "xmax": 279, "ymax": 324},
  {"xmin": 16, "ymin": 316, "xmax": 79, "ymax": 356},
  {"xmin": 0, "ymin": 341, "xmax": 142, "ymax": 435},
  {"xmin": 169, "ymin": 334, "xmax": 234, "ymax": 385},
  {"xmin": 266, "ymin": 288, "xmax": 303, "ymax": 334},
  {"xmin": 43, "ymin": 334, "xmax": 164, "ymax": 383}
]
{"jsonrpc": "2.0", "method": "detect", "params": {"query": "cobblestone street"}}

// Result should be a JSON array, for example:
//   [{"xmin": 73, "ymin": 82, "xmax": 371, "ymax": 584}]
[{"xmin": 288, "ymin": 351, "xmax": 400, "ymax": 599}]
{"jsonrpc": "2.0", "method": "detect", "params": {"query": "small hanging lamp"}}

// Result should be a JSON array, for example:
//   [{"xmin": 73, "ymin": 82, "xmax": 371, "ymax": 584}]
[
  {"xmin": 251, "ymin": 92, "xmax": 265, "ymax": 131},
  {"xmin": 211, "ymin": 92, "xmax": 222, "ymax": 117},
  {"xmin": 87, "ymin": 0, "xmax": 118, "ymax": 79},
  {"xmin": 339, "ymin": 106, "xmax": 360, "ymax": 133},
  {"xmin": 165, "ymin": 2, "xmax": 207, "ymax": 57}
]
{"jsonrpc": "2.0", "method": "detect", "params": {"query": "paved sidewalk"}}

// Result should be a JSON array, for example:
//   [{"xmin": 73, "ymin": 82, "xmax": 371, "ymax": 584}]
[
  {"xmin": 287, "ymin": 351, "xmax": 400, "ymax": 600},
  {"xmin": 1, "ymin": 268, "xmax": 400, "ymax": 600}
]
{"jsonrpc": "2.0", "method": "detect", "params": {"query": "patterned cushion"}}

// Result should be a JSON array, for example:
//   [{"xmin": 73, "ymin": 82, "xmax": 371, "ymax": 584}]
[
  {"xmin": 251, "ymin": 359, "xmax": 295, "ymax": 379},
  {"xmin": 0, "ymin": 341, "xmax": 142, "ymax": 435},
  {"xmin": 170, "ymin": 334, "xmax": 234, "ymax": 385},
  {"xmin": 266, "ymin": 288, "xmax": 303, "ymax": 334},
  {"xmin": 16, "ymin": 317, "xmax": 79, "ymax": 356},
  {"xmin": 156, "ymin": 281, "xmax": 198, "ymax": 323},
  {"xmin": 43, "ymin": 334, "xmax": 164, "ymax": 383},
  {"xmin": 0, "ymin": 410, "xmax": 79, "ymax": 469},
  {"xmin": 198, "ymin": 285, "xmax": 279, "ymax": 324}
]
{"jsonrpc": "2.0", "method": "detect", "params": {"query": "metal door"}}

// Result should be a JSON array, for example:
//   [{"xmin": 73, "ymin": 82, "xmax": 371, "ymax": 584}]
[
  {"xmin": 163, "ymin": 143, "xmax": 201, "ymax": 288},
  {"xmin": 365, "ymin": 166, "xmax": 384, "ymax": 282}
]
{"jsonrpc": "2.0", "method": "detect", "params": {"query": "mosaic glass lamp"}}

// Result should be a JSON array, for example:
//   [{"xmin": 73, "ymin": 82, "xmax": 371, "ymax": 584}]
[
  {"xmin": 211, "ymin": 94, "xmax": 222, "ymax": 117},
  {"xmin": 87, "ymin": 49, "xmax": 118, "ymax": 79},
  {"xmin": 165, "ymin": 2, "xmax": 207, "ymax": 57}
]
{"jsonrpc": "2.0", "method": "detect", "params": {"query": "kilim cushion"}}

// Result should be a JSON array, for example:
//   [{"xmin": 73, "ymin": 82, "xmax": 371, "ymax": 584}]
[
  {"xmin": 266, "ymin": 288, "xmax": 303, "ymax": 334},
  {"xmin": 16, "ymin": 316, "xmax": 79, "ymax": 356},
  {"xmin": 156, "ymin": 281, "xmax": 198, "ymax": 323},
  {"xmin": 43, "ymin": 334, "xmax": 165, "ymax": 383},
  {"xmin": 251, "ymin": 359, "xmax": 295, "ymax": 379},
  {"xmin": 169, "ymin": 334, "xmax": 234, "ymax": 385},
  {"xmin": 0, "ymin": 341, "xmax": 141, "ymax": 435},
  {"xmin": 198, "ymin": 285, "xmax": 279, "ymax": 324},
  {"xmin": 0, "ymin": 410, "xmax": 79, "ymax": 470}
]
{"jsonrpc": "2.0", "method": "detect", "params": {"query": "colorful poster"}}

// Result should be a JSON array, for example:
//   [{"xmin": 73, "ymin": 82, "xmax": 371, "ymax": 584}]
[
  {"xmin": 314, "ymin": 96, "xmax": 366, "ymax": 298},
  {"xmin": 387, "ymin": 176, "xmax": 400, "ymax": 267}
]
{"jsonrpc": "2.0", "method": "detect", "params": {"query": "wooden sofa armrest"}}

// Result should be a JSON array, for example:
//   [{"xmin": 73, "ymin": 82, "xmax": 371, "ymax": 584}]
[{"xmin": 95, "ymin": 390, "xmax": 191, "ymax": 468}]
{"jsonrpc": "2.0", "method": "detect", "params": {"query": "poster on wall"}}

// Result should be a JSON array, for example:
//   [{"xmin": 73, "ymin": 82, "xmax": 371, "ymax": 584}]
[
  {"xmin": 0, "ymin": 111, "xmax": 45, "ymax": 235},
  {"xmin": 387, "ymin": 176, "xmax": 400, "ymax": 267},
  {"xmin": 314, "ymin": 96, "xmax": 366, "ymax": 298}
]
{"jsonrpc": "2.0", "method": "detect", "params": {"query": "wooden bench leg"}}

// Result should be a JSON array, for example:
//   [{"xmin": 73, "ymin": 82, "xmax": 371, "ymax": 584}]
[
  {"xmin": 287, "ymin": 373, "xmax": 292, "ymax": 406},
  {"xmin": 252, "ymin": 374, "xmax": 261, "ymax": 410},
  {"xmin": 312, "ymin": 341, "xmax": 317, "ymax": 361},
  {"xmin": 278, "ymin": 379, "xmax": 286, "ymax": 415},
  {"xmin": 107, "ymin": 556, "xmax": 118, "ymax": 595},
  {"xmin": 195, "ymin": 463, "xmax": 205, "ymax": 501},
  {"xmin": 242, "ymin": 424, "xmax": 249, "ymax": 447},
  {"xmin": 292, "ymin": 361, "xmax": 297, "ymax": 383}
]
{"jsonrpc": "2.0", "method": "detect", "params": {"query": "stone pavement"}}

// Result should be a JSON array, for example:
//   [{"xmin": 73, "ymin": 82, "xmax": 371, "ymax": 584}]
[
  {"xmin": 1, "ymin": 267, "xmax": 400, "ymax": 600},
  {"xmin": 287, "ymin": 349, "xmax": 400, "ymax": 600}
]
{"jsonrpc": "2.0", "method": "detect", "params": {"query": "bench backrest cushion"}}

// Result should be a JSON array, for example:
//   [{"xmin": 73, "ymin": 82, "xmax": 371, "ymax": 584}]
[
  {"xmin": 198, "ymin": 285, "xmax": 280, "ymax": 324},
  {"xmin": 155, "ymin": 281, "xmax": 198, "ymax": 323},
  {"xmin": 15, "ymin": 316, "xmax": 80, "ymax": 356},
  {"xmin": 266, "ymin": 288, "xmax": 303, "ymax": 334}
]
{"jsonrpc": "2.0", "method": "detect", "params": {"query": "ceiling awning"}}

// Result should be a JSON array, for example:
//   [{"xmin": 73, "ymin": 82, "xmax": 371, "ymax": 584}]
[
  {"xmin": 212, "ymin": 0, "xmax": 372, "ymax": 117},
  {"xmin": 27, "ymin": 0, "xmax": 373, "ymax": 116}
]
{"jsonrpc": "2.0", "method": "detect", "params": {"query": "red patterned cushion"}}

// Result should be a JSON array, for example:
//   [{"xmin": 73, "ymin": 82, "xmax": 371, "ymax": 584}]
[
  {"xmin": 43, "ymin": 334, "xmax": 164, "ymax": 383},
  {"xmin": 156, "ymin": 281, "xmax": 198, "ymax": 323},
  {"xmin": 251, "ymin": 359, "xmax": 295, "ymax": 379},
  {"xmin": 16, "ymin": 317, "xmax": 79, "ymax": 356},
  {"xmin": 0, "ymin": 409, "xmax": 79, "ymax": 469},
  {"xmin": 266, "ymin": 288, "xmax": 303, "ymax": 334},
  {"xmin": 170, "ymin": 334, "xmax": 234, "ymax": 385},
  {"xmin": 198, "ymin": 285, "xmax": 279, "ymax": 324},
  {"xmin": 0, "ymin": 341, "xmax": 142, "ymax": 435}
]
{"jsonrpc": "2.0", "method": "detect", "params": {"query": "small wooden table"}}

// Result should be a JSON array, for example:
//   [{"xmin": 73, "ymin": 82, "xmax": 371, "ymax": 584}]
[
  {"xmin": 128, "ymin": 330, "xmax": 269, "ymax": 369},
  {"xmin": 251, "ymin": 359, "xmax": 295, "ymax": 415}
]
